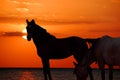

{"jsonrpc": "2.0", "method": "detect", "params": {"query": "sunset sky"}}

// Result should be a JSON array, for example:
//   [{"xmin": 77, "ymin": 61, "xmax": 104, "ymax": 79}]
[
  {"xmin": 0, "ymin": 0, "xmax": 120, "ymax": 68},
  {"xmin": 0, "ymin": 0, "xmax": 120, "ymax": 32}
]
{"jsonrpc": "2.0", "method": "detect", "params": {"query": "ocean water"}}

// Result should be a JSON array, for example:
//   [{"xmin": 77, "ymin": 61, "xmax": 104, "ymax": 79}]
[
  {"xmin": 0, "ymin": 68, "xmax": 75, "ymax": 80},
  {"xmin": 0, "ymin": 69, "xmax": 120, "ymax": 80}
]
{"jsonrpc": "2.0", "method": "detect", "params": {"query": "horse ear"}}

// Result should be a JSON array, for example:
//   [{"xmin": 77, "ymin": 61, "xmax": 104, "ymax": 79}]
[
  {"xmin": 26, "ymin": 19, "xmax": 29, "ymax": 24},
  {"xmin": 31, "ymin": 19, "xmax": 35, "ymax": 24}
]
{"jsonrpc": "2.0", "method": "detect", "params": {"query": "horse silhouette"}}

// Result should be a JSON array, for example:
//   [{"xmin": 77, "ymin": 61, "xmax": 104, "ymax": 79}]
[
  {"xmin": 91, "ymin": 35, "xmax": 120, "ymax": 80},
  {"xmin": 26, "ymin": 19, "xmax": 94, "ymax": 80},
  {"xmin": 73, "ymin": 38, "xmax": 100, "ymax": 80},
  {"xmin": 74, "ymin": 35, "xmax": 120, "ymax": 80},
  {"xmin": 73, "ymin": 40, "xmax": 97, "ymax": 80}
]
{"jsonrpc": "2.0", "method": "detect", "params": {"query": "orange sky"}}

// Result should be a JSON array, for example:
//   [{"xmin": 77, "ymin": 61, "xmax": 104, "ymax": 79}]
[
  {"xmin": 0, "ymin": 0, "xmax": 120, "ymax": 32},
  {"xmin": 0, "ymin": 0, "xmax": 120, "ymax": 68}
]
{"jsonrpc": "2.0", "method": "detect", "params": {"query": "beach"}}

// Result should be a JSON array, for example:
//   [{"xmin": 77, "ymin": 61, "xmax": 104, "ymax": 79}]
[{"xmin": 0, "ymin": 68, "xmax": 120, "ymax": 80}]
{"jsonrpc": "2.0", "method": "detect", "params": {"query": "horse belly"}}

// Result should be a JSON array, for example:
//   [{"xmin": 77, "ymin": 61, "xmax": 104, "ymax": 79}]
[
  {"xmin": 49, "ymin": 51, "xmax": 72, "ymax": 59},
  {"xmin": 104, "ymin": 52, "xmax": 120, "ymax": 66},
  {"xmin": 47, "ymin": 46, "xmax": 73, "ymax": 59},
  {"xmin": 113, "ymin": 52, "xmax": 120, "ymax": 65}
]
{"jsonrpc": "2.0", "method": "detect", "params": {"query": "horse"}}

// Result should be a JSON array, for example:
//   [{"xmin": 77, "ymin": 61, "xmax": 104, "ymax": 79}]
[
  {"xmin": 91, "ymin": 35, "xmax": 120, "ymax": 80},
  {"xmin": 76, "ymin": 35, "xmax": 120, "ymax": 80},
  {"xmin": 73, "ymin": 38, "xmax": 100, "ymax": 80},
  {"xmin": 25, "ymin": 19, "xmax": 94, "ymax": 80},
  {"xmin": 73, "ymin": 42, "xmax": 97, "ymax": 80}
]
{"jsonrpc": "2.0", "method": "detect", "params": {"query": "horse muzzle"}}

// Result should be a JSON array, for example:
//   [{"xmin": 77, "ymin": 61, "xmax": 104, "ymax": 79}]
[{"xmin": 27, "ymin": 35, "xmax": 31, "ymax": 41}]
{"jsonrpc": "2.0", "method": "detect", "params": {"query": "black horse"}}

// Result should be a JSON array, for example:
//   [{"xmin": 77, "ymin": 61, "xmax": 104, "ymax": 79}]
[
  {"xmin": 26, "ymin": 19, "xmax": 94, "ymax": 80},
  {"xmin": 73, "ymin": 49, "xmax": 96, "ymax": 80},
  {"xmin": 73, "ymin": 38, "xmax": 99, "ymax": 80}
]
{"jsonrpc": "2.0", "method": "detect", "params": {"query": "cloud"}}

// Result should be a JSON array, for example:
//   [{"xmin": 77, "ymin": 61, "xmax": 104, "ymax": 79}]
[
  {"xmin": 0, "ymin": 16, "xmax": 25, "ymax": 24},
  {"xmin": 89, "ymin": 28, "xmax": 120, "ymax": 32},
  {"xmin": 0, "ymin": 32, "xmax": 26, "ymax": 36},
  {"xmin": 10, "ymin": 0, "xmax": 41, "ymax": 5},
  {"xmin": 22, "ymin": 1, "xmax": 41, "ymax": 5},
  {"xmin": 111, "ymin": 0, "xmax": 120, "ymax": 3},
  {"xmin": 16, "ymin": 8, "xmax": 29, "ymax": 12},
  {"xmin": 0, "ymin": 15, "xmax": 103, "ymax": 24},
  {"xmin": 45, "ymin": 20, "xmax": 101, "ymax": 24},
  {"xmin": 10, "ymin": 0, "xmax": 20, "ymax": 4}
]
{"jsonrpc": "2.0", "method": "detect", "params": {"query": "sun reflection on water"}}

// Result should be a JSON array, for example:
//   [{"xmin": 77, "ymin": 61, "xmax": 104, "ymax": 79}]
[{"xmin": 19, "ymin": 71, "xmax": 35, "ymax": 80}]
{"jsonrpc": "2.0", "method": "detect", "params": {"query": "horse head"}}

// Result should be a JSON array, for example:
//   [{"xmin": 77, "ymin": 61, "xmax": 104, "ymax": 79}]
[
  {"xmin": 26, "ymin": 19, "xmax": 56, "ymax": 43},
  {"xmin": 73, "ymin": 62, "xmax": 88, "ymax": 80},
  {"xmin": 26, "ymin": 19, "xmax": 36, "ymax": 41}
]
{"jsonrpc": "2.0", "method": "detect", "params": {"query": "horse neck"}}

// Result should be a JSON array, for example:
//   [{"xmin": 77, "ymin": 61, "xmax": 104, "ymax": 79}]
[
  {"xmin": 32, "ymin": 30, "xmax": 56, "ymax": 47},
  {"xmin": 32, "ymin": 34, "xmax": 41, "ymax": 47},
  {"xmin": 80, "ymin": 50, "xmax": 95, "ymax": 67}
]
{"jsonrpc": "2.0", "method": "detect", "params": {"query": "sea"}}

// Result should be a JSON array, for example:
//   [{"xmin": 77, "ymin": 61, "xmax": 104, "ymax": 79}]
[{"xmin": 0, "ymin": 68, "xmax": 120, "ymax": 80}]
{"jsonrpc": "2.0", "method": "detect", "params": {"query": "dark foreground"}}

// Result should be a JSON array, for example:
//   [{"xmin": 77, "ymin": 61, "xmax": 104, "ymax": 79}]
[{"xmin": 0, "ymin": 68, "xmax": 120, "ymax": 80}]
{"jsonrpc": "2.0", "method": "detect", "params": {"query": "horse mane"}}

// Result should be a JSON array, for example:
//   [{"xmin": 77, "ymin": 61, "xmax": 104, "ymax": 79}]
[{"xmin": 35, "ymin": 24, "xmax": 56, "ymax": 41}]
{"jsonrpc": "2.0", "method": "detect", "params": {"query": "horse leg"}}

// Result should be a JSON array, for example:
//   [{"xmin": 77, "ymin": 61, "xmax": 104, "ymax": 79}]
[
  {"xmin": 42, "ymin": 58, "xmax": 52, "ymax": 80},
  {"xmin": 47, "ymin": 60, "xmax": 52, "ymax": 80},
  {"xmin": 108, "ymin": 65, "xmax": 113, "ymax": 80},
  {"xmin": 98, "ymin": 62, "xmax": 105, "ymax": 80},
  {"xmin": 87, "ymin": 66, "xmax": 94, "ymax": 80},
  {"xmin": 42, "ymin": 59, "xmax": 48, "ymax": 80}
]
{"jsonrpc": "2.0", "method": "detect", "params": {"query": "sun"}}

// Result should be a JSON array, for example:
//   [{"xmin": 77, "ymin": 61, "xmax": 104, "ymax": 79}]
[
  {"xmin": 22, "ymin": 29, "xmax": 27, "ymax": 33},
  {"xmin": 22, "ymin": 29, "xmax": 27, "ymax": 40},
  {"xmin": 22, "ymin": 35, "xmax": 27, "ymax": 40}
]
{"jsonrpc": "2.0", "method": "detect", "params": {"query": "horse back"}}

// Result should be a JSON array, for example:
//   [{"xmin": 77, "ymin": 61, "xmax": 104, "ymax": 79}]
[
  {"xmin": 37, "ymin": 36, "xmax": 88, "ymax": 59},
  {"xmin": 95, "ymin": 36, "xmax": 120, "ymax": 65}
]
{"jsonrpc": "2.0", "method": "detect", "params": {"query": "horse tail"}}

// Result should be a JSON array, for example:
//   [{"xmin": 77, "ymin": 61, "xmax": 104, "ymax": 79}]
[{"xmin": 84, "ymin": 38, "xmax": 100, "ymax": 44}]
